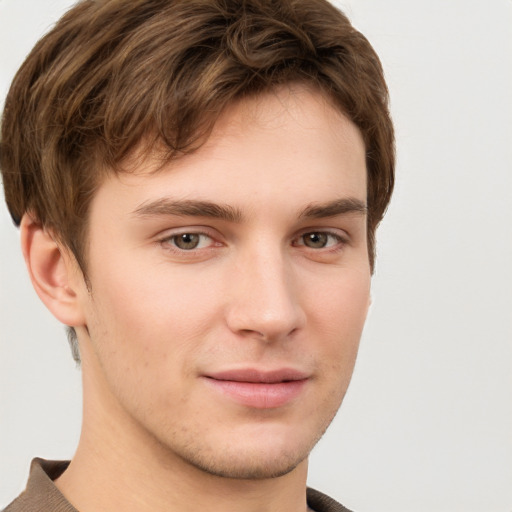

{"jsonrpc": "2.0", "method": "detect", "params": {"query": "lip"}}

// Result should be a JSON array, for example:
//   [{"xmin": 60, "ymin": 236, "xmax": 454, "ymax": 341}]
[{"xmin": 202, "ymin": 368, "xmax": 309, "ymax": 409}]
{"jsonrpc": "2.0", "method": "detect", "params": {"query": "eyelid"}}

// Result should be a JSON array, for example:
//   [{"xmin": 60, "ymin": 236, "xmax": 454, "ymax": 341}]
[
  {"xmin": 156, "ymin": 226, "xmax": 222, "ymax": 252},
  {"xmin": 293, "ymin": 228, "xmax": 350, "ymax": 246},
  {"xmin": 156, "ymin": 225, "xmax": 218, "ymax": 239},
  {"xmin": 154, "ymin": 225, "xmax": 350, "ymax": 256}
]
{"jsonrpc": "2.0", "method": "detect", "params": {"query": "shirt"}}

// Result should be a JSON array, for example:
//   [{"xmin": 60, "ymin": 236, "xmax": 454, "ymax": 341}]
[{"xmin": 3, "ymin": 458, "xmax": 353, "ymax": 512}]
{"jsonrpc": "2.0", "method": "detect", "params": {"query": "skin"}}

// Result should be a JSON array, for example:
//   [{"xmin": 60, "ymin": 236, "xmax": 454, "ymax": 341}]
[{"xmin": 22, "ymin": 86, "xmax": 370, "ymax": 512}]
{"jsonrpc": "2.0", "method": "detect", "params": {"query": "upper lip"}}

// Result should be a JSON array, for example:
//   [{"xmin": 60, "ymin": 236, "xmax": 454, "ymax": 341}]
[{"xmin": 204, "ymin": 368, "xmax": 309, "ymax": 383}]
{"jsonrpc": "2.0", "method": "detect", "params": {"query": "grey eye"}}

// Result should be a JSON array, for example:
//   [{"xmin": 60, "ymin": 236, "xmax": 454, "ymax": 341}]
[
  {"xmin": 302, "ymin": 232, "xmax": 329, "ymax": 248},
  {"xmin": 173, "ymin": 233, "xmax": 201, "ymax": 250}
]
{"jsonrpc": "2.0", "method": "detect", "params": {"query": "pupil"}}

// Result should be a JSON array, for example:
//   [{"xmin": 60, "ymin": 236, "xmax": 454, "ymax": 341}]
[
  {"xmin": 305, "ymin": 232, "xmax": 327, "ymax": 248},
  {"xmin": 176, "ymin": 233, "xmax": 200, "ymax": 249}
]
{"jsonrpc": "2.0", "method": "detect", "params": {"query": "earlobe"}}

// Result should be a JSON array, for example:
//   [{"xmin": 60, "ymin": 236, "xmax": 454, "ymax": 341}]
[
  {"xmin": 366, "ymin": 293, "xmax": 373, "ymax": 318},
  {"xmin": 20, "ymin": 214, "xmax": 86, "ymax": 328}
]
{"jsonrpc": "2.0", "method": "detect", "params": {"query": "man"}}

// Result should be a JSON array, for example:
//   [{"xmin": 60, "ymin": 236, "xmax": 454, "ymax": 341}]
[{"xmin": 0, "ymin": 0, "xmax": 394, "ymax": 510}]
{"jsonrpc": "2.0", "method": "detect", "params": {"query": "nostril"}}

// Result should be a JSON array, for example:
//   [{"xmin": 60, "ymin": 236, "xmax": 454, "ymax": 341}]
[{"xmin": 240, "ymin": 329, "xmax": 265, "ymax": 338}]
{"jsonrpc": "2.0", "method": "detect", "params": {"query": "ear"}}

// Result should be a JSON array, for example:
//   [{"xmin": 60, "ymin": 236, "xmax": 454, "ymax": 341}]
[
  {"xmin": 20, "ymin": 214, "xmax": 87, "ymax": 328},
  {"xmin": 366, "ymin": 292, "xmax": 373, "ymax": 318}
]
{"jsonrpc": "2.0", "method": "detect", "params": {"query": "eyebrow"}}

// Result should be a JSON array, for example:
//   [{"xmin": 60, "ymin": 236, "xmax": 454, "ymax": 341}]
[
  {"xmin": 299, "ymin": 198, "xmax": 367, "ymax": 219},
  {"xmin": 132, "ymin": 198, "xmax": 244, "ymax": 223},
  {"xmin": 132, "ymin": 197, "xmax": 367, "ymax": 223}
]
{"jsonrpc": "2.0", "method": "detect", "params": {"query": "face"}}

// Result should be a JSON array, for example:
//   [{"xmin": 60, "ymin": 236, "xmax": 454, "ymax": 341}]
[{"xmin": 75, "ymin": 86, "xmax": 370, "ymax": 480}]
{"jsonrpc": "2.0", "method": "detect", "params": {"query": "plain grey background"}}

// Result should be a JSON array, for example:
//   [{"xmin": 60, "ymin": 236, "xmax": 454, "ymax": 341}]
[{"xmin": 1, "ymin": 1, "xmax": 511, "ymax": 510}]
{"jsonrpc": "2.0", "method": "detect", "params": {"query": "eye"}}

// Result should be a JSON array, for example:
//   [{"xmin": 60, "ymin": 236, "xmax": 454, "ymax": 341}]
[
  {"xmin": 164, "ymin": 232, "xmax": 213, "ymax": 250},
  {"xmin": 295, "ymin": 231, "xmax": 344, "ymax": 249}
]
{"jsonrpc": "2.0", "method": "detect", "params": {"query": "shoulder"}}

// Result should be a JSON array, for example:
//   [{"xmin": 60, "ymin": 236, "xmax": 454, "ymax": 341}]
[
  {"xmin": 2, "ymin": 459, "xmax": 75, "ymax": 512},
  {"xmin": 3, "ymin": 493, "xmax": 31, "ymax": 512},
  {"xmin": 307, "ymin": 487, "xmax": 354, "ymax": 512}
]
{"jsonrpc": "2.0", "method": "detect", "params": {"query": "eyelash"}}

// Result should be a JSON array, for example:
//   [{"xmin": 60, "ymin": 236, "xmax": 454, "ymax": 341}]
[
  {"xmin": 158, "ymin": 230, "xmax": 219, "ymax": 253},
  {"xmin": 292, "ymin": 231, "xmax": 348, "ymax": 251},
  {"xmin": 157, "ymin": 229, "xmax": 349, "ymax": 255}
]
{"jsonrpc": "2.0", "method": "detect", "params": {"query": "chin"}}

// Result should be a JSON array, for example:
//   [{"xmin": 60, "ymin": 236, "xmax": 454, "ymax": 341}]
[
  {"xmin": 182, "ymin": 445, "xmax": 309, "ymax": 480},
  {"xmin": 166, "ymin": 420, "xmax": 331, "ymax": 481}
]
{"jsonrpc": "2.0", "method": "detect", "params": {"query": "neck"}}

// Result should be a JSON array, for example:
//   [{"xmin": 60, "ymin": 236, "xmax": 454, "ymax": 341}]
[{"xmin": 56, "ymin": 350, "xmax": 310, "ymax": 512}]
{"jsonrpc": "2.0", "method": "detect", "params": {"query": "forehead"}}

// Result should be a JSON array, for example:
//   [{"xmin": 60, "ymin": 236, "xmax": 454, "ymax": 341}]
[{"xmin": 93, "ymin": 86, "xmax": 367, "ymax": 217}]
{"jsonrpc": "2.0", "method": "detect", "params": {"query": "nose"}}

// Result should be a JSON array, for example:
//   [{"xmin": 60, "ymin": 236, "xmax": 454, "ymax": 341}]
[{"xmin": 224, "ymin": 246, "xmax": 306, "ymax": 342}]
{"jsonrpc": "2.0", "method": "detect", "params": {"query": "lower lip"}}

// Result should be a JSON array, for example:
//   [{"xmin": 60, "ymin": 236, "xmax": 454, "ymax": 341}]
[{"xmin": 204, "ymin": 378, "xmax": 307, "ymax": 409}]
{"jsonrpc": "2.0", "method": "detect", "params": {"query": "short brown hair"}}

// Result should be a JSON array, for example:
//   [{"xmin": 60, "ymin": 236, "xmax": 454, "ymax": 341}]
[{"xmin": 1, "ymin": 0, "xmax": 394, "ymax": 273}]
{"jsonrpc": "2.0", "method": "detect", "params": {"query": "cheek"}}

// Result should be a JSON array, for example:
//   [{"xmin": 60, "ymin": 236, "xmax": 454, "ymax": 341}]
[
  {"xmin": 82, "ymin": 265, "xmax": 219, "ymax": 415},
  {"xmin": 312, "ymin": 270, "xmax": 370, "ymax": 332},
  {"xmin": 308, "ymin": 270, "xmax": 370, "ymax": 372},
  {"xmin": 84, "ymin": 253, "xmax": 222, "ymax": 370}
]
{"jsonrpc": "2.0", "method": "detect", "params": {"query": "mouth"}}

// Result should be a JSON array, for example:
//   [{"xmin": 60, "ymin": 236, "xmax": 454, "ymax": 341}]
[{"xmin": 202, "ymin": 368, "xmax": 309, "ymax": 409}]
